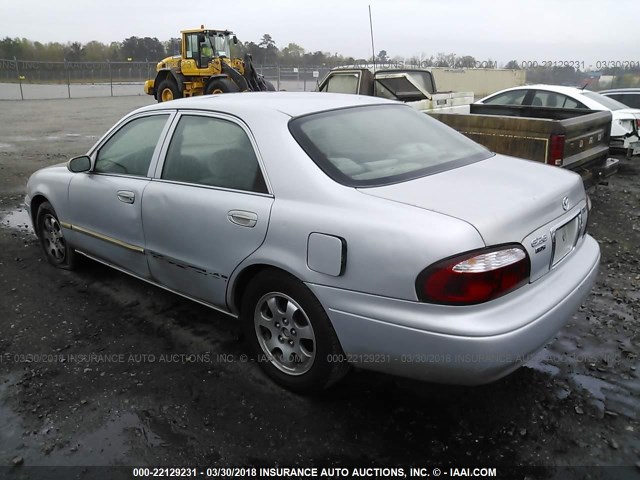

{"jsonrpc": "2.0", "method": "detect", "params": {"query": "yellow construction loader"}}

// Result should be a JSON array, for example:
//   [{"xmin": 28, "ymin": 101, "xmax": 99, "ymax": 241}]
[{"xmin": 144, "ymin": 26, "xmax": 275, "ymax": 102}]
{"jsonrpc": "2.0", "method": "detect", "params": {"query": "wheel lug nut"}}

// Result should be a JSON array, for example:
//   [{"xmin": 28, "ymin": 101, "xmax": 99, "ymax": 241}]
[
  {"xmin": 289, "ymin": 340, "xmax": 294, "ymax": 346},
  {"xmin": 278, "ymin": 335, "xmax": 284, "ymax": 342},
  {"xmin": 283, "ymin": 319, "xmax": 289, "ymax": 325},
  {"xmin": 275, "ymin": 322, "xmax": 280, "ymax": 328},
  {"xmin": 291, "ymin": 329, "xmax": 296, "ymax": 336}
]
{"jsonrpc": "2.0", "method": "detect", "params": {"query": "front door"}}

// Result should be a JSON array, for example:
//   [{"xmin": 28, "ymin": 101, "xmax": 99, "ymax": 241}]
[{"xmin": 67, "ymin": 112, "xmax": 173, "ymax": 277}]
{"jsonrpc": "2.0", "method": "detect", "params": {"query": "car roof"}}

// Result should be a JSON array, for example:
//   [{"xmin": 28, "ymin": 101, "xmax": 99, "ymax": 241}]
[
  {"xmin": 138, "ymin": 92, "xmax": 395, "ymax": 118},
  {"xmin": 495, "ymin": 84, "xmax": 592, "ymax": 96},
  {"xmin": 599, "ymin": 88, "xmax": 640, "ymax": 94}
]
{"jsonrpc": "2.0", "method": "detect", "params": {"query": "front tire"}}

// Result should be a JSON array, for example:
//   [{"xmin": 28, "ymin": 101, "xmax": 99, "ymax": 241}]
[
  {"xmin": 241, "ymin": 269, "xmax": 349, "ymax": 393},
  {"xmin": 204, "ymin": 78, "xmax": 239, "ymax": 95},
  {"xmin": 36, "ymin": 201, "xmax": 77, "ymax": 270}
]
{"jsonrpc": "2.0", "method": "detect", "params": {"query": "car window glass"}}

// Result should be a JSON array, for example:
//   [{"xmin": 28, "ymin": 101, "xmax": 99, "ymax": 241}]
[
  {"xmin": 374, "ymin": 76, "xmax": 427, "ymax": 102},
  {"xmin": 484, "ymin": 90, "xmax": 526, "ymax": 105},
  {"xmin": 562, "ymin": 96, "xmax": 581, "ymax": 108},
  {"xmin": 618, "ymin": 94, "xmax": 640, "ymax": 109},
  {"xmin": 161, "ymin": 115, "xmax": 267, "ymax": 193},
  {"xmin": 185, "ymin": 34, "xmax": 198, "ymax": 59},
  {"xmin": 605, "ymin": 93, "xmax": 623, "ymax": 102},
  {"xmin": 582, "ymin": 91, "xmax": 626, "ymax": 110},
  {"xmin": 289, "ymin": 104, "xmax": 491, "ymax": 187},
  {"xmin": 531, "ymin": 91, "xmax": 565, "ymax": 108},
  {"xmin": 95, "ymin": 115, "xmax": 169, "ymax": 176},
  {"xmin": 324, "ymin": 73, "xmax": 359, "ymax": 94}
]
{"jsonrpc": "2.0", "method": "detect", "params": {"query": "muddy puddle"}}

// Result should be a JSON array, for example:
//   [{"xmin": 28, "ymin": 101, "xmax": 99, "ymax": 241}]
[
  {"xmin": 0, "ymin": 373, "xmax": 171, "ymax": 467},
  {"xmin": 0, "ymin": 207, "xmax": 33, "ymax": 235}
]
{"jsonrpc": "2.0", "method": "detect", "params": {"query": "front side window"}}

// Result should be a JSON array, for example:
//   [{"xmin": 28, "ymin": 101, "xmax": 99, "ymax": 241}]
[
  {"xmin": 289, "ymin": 104, "xmax": 492, "ymax": 187},
  {"xmin": 161, "ymin": 115, "xmax": 267, "ymax": 193},
  {"xmin": 94, "ymin": 115, "xmax": 169, "ymax": 176},
  {"xmin": 211, "ymin": 33, "xmax": 231, "ymax": 57},
  {"xmin": 322, "ymin": 73, "xmax": 360, "ymax": 94},
  {"xmin": 484, "ymin": 89, "xmax": 527, "ymax": 106}
]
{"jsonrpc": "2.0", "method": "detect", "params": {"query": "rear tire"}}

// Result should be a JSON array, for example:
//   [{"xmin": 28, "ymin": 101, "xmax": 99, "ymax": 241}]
[
  {"xmin": 241, "ymin": 269, "xmax": 349, "ymax": 393},
  {"xmin": 157, "ymin": 78, "xmax": 182, "ymax": 103},
  {"xmin": 204, "ymin": 78, "xmax": 239, "ymax": 95},
  {"xmin": 263, "ymin": 79, "xmax": 276, "ymax": 91},
  {"xmin": 36, "ymin": 201, "xmax": 77, "ymax": 270}
]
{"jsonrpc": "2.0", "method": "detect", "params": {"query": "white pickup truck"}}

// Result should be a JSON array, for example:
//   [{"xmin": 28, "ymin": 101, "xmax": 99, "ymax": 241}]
[{"xmin": 317, "ymin": 67, "xmax": 473, "ymax": 113}]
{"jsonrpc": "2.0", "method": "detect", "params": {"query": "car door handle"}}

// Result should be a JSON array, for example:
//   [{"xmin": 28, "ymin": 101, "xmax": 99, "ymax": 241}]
[
  {"xmin": 228, "ymin": 210, "xmax": 258, "ymax": 227},
  {"xmin": 117, "ymin": 190, "xmax": 135, "ymax": 204}
]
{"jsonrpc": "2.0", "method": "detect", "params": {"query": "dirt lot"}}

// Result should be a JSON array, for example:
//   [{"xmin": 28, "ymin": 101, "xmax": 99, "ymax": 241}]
[{"xmin": 0, "ymin": 97, "xmax": 638, "ymax": 478}]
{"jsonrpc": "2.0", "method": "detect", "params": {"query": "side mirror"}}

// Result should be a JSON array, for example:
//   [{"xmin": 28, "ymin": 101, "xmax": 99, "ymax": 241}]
[
  {"xmin": 232, "ymin": 35, "xmax": 238, "ymax": 45},
  {"xmin": 67, "ymin": 155, "xmax": 91, "ymax": 173}
]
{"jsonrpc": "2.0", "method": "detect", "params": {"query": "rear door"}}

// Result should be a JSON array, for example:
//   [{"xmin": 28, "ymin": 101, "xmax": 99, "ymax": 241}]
[{"xmin": 142, "ymin": 112, "xmax": 274, "ymax": 309}]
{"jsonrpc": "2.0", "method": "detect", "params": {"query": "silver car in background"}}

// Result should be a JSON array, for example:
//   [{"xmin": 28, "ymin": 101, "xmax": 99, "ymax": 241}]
[{"xmin": 26, "ymin": 92, "xmax": 600, "ymax": 392}]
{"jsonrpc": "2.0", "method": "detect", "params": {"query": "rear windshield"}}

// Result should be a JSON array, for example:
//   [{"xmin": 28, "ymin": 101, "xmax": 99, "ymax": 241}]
[
  {"xmin": 288, "ymin": 104, "xmax": 492, "ymax": 187},
  {"xmin": 582, "ymin": 91, "xmax": 628, "ymax": 111}
]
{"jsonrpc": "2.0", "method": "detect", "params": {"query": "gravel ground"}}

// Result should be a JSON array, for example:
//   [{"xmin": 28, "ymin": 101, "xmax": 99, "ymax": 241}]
[{"xmin": 0, "ymin": 98, "xmax": 638, "ymax": 479}]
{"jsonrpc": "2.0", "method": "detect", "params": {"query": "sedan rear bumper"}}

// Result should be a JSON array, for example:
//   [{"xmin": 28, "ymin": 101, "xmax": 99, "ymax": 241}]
[{"xmin": 307, "ymin": 235, "xmax": 600, "ymax": 385}]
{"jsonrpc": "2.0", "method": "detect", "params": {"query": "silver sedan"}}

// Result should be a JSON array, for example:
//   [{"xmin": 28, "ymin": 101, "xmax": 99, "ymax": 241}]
[{"xmin": 26, "ymin": 92, "xmax": 600, "ymax": 392}]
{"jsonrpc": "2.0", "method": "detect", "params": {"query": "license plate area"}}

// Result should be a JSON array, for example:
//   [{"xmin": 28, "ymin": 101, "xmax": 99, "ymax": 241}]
[{"xmin": 551, "ymin": 215, "xmax": 580, "ymax": 267}]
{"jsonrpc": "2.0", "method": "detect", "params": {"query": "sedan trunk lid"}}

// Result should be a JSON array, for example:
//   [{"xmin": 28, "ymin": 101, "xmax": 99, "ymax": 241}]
[{"xmin": 359, "ymin": 154, "xmax": 586, "ymax": 280}]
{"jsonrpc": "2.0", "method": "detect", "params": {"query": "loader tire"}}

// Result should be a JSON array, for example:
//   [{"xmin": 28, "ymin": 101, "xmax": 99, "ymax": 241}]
[
  {"xmin": 157, "ymin": 78, "xmax": 182, "ymax": 103},
  {"xmin": 205, "ymin": 78, "xmax": 240, "ymax": 95}
]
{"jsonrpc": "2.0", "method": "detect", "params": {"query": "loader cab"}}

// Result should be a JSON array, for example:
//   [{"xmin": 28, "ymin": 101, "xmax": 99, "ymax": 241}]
[{"xmin": 182, "ymin": 29, "xmax": 235, "ymax": 70}]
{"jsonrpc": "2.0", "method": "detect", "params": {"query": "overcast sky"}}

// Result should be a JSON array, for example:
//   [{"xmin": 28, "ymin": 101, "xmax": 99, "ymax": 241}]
[{"xmin": 2, "ymin": 0, "xmax": 638, "ymax": 67}]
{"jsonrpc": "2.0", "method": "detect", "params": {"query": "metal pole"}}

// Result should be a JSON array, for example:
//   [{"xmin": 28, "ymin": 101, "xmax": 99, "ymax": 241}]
[
  {"xmin": 277, "ymin": 65, "xmax": 280, "ymax": 91},
  {"xmin": 303, "ymin": 68, "xmax": 307, "ymax": 92},
  {"xmin": 13, "ymin": 56, "xmax": 24, "ymax": 100},
  {"xmin": 108, "ymin": 60, "xmax": 113, "ymax": 97},
  {"xmin": 369, "ymin": 5, "xmax": 376, "ymax": 69},
  {"xmin": 65, "ymin": 59, "xmax": 71, "ymax": 99}
]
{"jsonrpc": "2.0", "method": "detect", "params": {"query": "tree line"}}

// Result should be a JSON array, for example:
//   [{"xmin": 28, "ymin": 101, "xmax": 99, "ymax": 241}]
[
  {"xmin": 0, "ymin": 34, "xmax": 528, "ymax": 68},
  {"xmin": 1, "ymin": 34, "xmax": 638, "ymax": 81}
]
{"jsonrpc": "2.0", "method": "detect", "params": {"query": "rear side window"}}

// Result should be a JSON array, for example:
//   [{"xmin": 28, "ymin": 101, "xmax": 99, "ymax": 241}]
[
  {"xmin": 95, "ymin": 114, "xmax": 169, "ymax": 177},
  {"xmin": 530, "ymin": 91, "xmax": 587, "ymax": 109},
  {"xmin": 289, "ymin": 104, "xmax": 492, "ymax": 187},
  {"xmin": 561, "ymin": 96, "xmax": 586, "ymax": 109},
  {"xmin": 484, "ymin": 89, "xmax": 527, "ymax": 105},
  {"xmin": 161, "ymin": 115, "xmax": 267, "ymax": 193},
  {"xmin": 608, "ymin": 93, "xmax": 640, "ymax": 109}
]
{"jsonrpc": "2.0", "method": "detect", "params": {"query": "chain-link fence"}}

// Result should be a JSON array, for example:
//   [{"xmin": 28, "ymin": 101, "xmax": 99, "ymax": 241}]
[{"xmin": 0, "ymin": 58, "xmax": 331, "ymax": 100}]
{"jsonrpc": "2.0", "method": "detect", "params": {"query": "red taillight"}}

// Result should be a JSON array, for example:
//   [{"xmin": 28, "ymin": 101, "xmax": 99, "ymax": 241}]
[
  {"xmin": 549, "ymin": 134, "xmax": 565, "ymax": 166},
  {"xmin": 636, "ymin": 118, "xmax": 640, "ymax": 131},
  {"xmin": 416, "ymin": 245, "xmax": 531, "ymax": 305}
]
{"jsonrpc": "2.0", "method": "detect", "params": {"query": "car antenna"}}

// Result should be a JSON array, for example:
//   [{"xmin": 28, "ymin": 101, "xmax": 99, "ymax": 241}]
[{"xmin": 369, "ymin": 5, "xmax": 376, "ymax": 71}]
